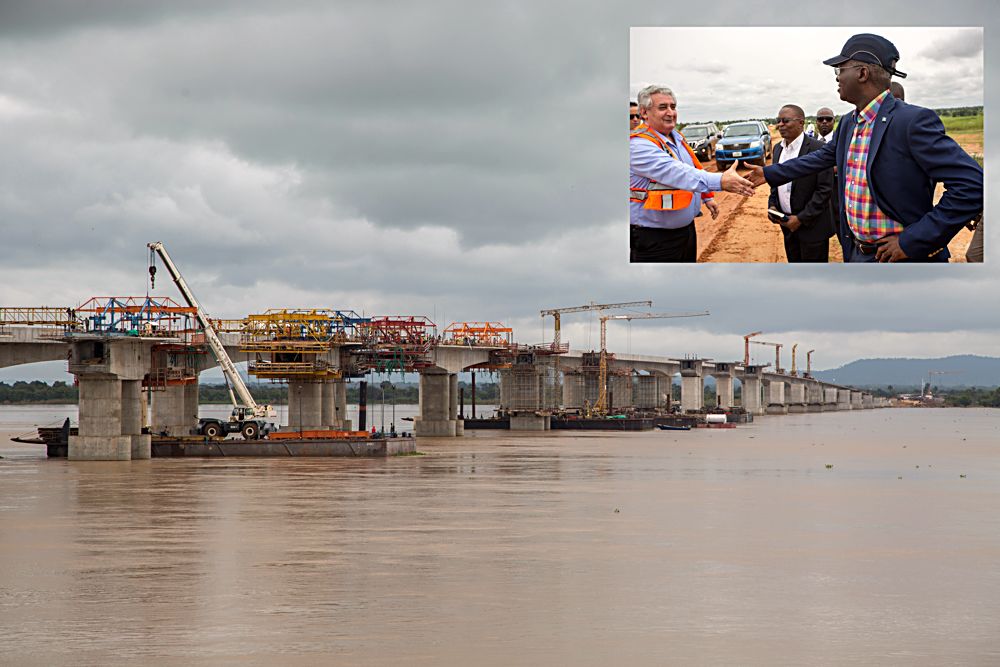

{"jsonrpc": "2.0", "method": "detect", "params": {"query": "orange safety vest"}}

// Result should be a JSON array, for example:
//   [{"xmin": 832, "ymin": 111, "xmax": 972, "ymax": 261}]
[{"xmin": 630, "ymin": 128, "xmax": 713, "ymax": 211}]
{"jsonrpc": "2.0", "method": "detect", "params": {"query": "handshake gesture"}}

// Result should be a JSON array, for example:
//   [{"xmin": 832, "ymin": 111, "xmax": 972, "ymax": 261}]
[{"xmin": 720, "ymin": 161, "xmax": 764, "ymax": 197}]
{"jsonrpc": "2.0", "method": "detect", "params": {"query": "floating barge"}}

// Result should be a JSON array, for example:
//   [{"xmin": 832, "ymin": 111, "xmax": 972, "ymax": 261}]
[
  {"xmin": 551, "ymin": 416, "xmax": 654, "ymax": 431},
  {"xmin": 462, "ymin": 417, "xmax": 510, "ymax": 429},
  {"xmin": 16, "ymin": 426, "xmax": 415, "ymax": 458}
]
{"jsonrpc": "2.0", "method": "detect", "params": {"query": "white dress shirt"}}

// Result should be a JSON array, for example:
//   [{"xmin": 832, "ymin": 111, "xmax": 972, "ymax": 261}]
[
  {"xmin": 777, "ymin": 132, "xmax": 804, "ymax": 215},
  {"xmin": 819, "ymin": 130, "xmax": 834, "ymax": 144}
]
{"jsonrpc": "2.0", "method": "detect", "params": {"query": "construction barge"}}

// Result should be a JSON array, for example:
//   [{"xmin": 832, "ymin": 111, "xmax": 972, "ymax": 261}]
[{"xmin": 15, "ymin": 426, "xmax": 415, "ymax": 458}]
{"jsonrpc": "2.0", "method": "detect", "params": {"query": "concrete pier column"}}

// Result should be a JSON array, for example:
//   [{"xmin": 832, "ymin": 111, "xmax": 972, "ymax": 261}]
[
  {"xmin": 121, "ymin": 380, "xmax": 150, "ymax": 459},
  {"xmin": 287, "ymin": 382, "xmax": 323, "ymax": 430},
  {"xmin": 69, "ymin": 377, "xmax": 132, "ymax": 460},
  {"xmin": 184, "ymin": 380, "xmax": 199, "ymax": 431},
  {"xmin": 563, "ymin": 372, "xmax": 583, "ymax": 410},
  {"xmin": 321, "ymin": 380, "xmax": 339, "ymax": 429},
  {"xmin": 742, "ymin": 377, "xmax": 763, "ymax": 414},
  {"xmin": 862, "ymin": 393, "xmax": 874, "ymax": 409},
  {"xmin": 634, "ymin": 375, "xmax": 658, "ymax": 410},
  {"xmin": 498, "ymin": 371, "xmax": 512, "ymax": 412},
  {"xmin": 850, "ymin": 391, "xmax": 863, "ymax": 409},
  {"xmin": 152, "ymin": 384, "xmax": 189, "ymax": 436},
  {"xmin": 787, "ymin": 382, "xmax": 807, "ymax": 413},
  {"xmin": 334, "ymin": 380, "xmax": 351, "ymax": 430},
  {"xmin": 680, "ymin": 375, "xmax": 704, "ymax": 412},
  {"xmin": 765, "ymin": 380, "xmax": 788, "ymax": 415},
  {"xmin": 449, "ymin": 373, "xmax": 464, "ymax": 436},
  {"xmin": 415, "ymin": 371, "xmax": 457, "ymax": 436},
  {"xmin": 837, "ymin": 389, "xmax": 851, "ymax": 410},
  {"xmin": 715, "ymin": 375, "xmax": 734, "ymax": 409}
]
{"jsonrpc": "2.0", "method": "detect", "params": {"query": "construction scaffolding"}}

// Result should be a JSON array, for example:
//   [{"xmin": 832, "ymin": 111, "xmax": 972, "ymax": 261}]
[
  {"xmin": 74, "ymin": 296, "xmax": 198, "ymax": 336},
  {"xmin": 443, "ymin": 321, "xmax": 513, "ymax": 347},
  {"xmin": 144, "ymin": 343, "xmax": 205, "ymax": 390},
  {"xmin": 356, "ymin": 316, "xmax": 437, "ymax": 375},
  {"xmin": 239, "ymin": 309, "xmax": 367, "ymax": 382}
]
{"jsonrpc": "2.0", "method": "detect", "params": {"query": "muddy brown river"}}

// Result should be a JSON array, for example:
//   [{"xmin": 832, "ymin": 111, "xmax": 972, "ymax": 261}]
[{"xmin": 2, "ymin": 407, "xmax": 999, "ymax": 665}]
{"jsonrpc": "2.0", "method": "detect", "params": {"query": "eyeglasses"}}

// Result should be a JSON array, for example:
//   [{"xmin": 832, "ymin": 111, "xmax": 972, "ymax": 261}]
[
  {"xmin": 816, "ymin": 116, "xmax": 835, "ymax": 122},
  {"xmin": 834, "ymin": 65, "xmax": 864, "ymax": 76},
  {"xmin": 775, "ymin": 117, "xmax": 802, "ymax": 125},
  {"xmin": 629, "ymin": 114, "xmax": 640, "ymax": 119}
]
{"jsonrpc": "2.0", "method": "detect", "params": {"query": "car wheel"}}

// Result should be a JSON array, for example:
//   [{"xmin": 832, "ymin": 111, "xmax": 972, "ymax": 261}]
[{"xmin": 241, "ymin": 422, "xmax": 259, "ymax": 440}]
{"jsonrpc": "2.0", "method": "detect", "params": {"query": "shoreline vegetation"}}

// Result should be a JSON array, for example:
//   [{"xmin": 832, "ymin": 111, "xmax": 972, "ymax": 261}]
[{"xmin": 1, "ymin": 381, "xmax": 998, "ymax": 408}]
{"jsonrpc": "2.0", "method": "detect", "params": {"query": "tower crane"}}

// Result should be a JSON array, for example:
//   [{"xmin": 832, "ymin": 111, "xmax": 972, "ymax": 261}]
[
  {"xmin": 790, "ymin": 343, "xmax": 798, "ymax": 376},
  {"xmin": 540, "ymin": 300, "xmax": 652, "ymax": 351},
  {"xmin": 594, "ymin": 311, "xmax": 709, "ymax": 415},
  {"xmin": 743, "ymin": 331, "xmax": 763, "ymax": 366},
  {"xmin": 749, "ymin": 340, "xmax": 783, "ymax": 374},
  {"xmin": 922, "ymin": 370, "xmax": 961, "ymax": 398},
  {"xmin": 148, "ymin": 242, "xmax": 275, "ymax": 439},
  {"xmin": 805, "ymin": 350, "xmax": 815, "ymax": 378}
]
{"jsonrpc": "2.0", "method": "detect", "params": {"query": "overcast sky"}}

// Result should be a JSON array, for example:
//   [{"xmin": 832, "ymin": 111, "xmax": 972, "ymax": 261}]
[
  {"xmin": 631, "ymin": 27, "xmax": 983, "ymax": 123},
  {"xmin": 0, "ymin": 1, "xmax": 997, "ymax": 383}
]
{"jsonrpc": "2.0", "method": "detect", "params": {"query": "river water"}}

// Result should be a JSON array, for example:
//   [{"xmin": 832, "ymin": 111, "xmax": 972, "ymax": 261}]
[{"xmin": 1, "ymin": 406, "xmax": 999, "ymax": 665}]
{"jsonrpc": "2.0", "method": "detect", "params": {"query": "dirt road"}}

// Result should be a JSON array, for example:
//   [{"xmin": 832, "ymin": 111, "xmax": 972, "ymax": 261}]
[{"xmin": 695, "ymin": 130, "xmax": 976, "ymax": 263}]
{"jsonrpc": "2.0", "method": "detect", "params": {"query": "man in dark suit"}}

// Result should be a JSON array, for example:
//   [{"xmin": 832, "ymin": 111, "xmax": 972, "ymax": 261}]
[
  {"xmin": 767, "ymin": 104, "xmax": 834, "ymax": 262},
  {"xmin": 744, "ymin": 34, "xmax": 983, "ymax": 262}
]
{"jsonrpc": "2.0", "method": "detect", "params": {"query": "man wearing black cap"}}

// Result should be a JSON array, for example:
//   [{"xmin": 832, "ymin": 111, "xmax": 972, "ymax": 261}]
[{"xmin": 744, "ymin": 33, "xmax": 983, "ymax": 262}]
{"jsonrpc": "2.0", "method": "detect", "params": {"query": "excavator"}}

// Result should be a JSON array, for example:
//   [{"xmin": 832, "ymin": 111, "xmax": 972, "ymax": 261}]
[{"xmin": 148, "ymin": 242, "xmax": 276, "ymax": 439}]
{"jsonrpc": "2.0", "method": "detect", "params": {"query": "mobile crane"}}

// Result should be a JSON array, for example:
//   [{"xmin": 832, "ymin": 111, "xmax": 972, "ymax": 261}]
[{"xmin": 147, "ymin": 242, "xmax": 275, "ymax": 439}]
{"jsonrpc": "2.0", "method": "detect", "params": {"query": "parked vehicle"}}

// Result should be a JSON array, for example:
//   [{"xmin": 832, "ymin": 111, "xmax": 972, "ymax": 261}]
[
  {"xmin": 679, "ymin": 123, "xmax": 721, "ymax": 161},
  {"xmin": 714, "ymin": 120, "xmax": 773, "ymax": 169}
]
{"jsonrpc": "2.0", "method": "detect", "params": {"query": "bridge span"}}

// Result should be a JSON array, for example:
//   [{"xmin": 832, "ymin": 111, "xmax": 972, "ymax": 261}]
[{"xmin": 0, "ymin": 326, "xmax": 887, "ymax": 460}]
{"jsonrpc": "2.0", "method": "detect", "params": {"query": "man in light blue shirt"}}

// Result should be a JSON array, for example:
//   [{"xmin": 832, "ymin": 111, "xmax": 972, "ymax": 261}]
[{"xmin": 630, "ymin": 85, "xmax": 754, "ymax": 262}]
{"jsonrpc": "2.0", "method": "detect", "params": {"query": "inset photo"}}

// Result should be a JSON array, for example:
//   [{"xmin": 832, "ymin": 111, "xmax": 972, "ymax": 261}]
[{"xmin": 629, "ymin": 27, "xmax": 983, "ymax": 263}]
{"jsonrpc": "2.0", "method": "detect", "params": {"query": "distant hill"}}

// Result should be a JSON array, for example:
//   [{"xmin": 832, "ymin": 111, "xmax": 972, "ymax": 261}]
[{"xmin": 812, "ymin": 355, "xmax": 1000, "ymax": 388}]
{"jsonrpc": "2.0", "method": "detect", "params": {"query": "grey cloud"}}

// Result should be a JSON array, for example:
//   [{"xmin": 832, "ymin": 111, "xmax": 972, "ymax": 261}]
[{"xmin": 920, "ymin": 30, "xmax": 984, "ymax": 60}]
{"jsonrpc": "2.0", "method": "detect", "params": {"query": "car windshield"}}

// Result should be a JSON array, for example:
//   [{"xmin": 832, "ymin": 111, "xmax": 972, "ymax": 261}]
[
  {"xmin": 723, "ymin": 123, "xmax": 760, "ymax": 137},
  {"xmin": 682, "ymin": 126, "xmax": 708, "ymax": 138}
]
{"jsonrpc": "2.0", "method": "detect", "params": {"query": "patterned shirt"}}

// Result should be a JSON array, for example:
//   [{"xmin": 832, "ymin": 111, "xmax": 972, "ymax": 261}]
[{"xmin": 844, "ymin": 89, "xmax": 903, "ymax": 242}]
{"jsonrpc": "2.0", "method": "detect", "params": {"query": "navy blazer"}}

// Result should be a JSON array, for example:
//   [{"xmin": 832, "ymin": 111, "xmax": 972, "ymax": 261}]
[
  {"xmin": 768, "ymin": 134, "xmax": 835, "ymax": 244},
  {"xmin": 763, "ymin": 95, "xmax": 983, "ymax": 261}
]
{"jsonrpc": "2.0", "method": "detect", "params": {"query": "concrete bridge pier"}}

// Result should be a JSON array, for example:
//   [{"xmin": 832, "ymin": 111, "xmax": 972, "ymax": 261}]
[
  {"xmin": 287, "ymin": 381, "xmax": 323, "ymax": 431},
  {"xmin": 740, "ymin": 366, "xmax": 765, "ymax": 415},
  {"xmin": 710, "ymin": 362, "xmax": 737, "ymax": 410},
  {"xmin": 787, "ymin": 382, "xmax": 808, "ymax": 413},
  {"xmin": 850, "ymin": 391, "xmax": 864, "ymax": 410},
  {"xmin": 679, "ymin": 359, "xmax": 704, "ymax": 413},
  {"xmin": 68, "ymin": 337, "xmax": 155, "ymax": 461},
  {"xmin": 320, "ymin": 379, "xmax": 351, "ymax": 430},
  {"xmin": 862, "ymin": 393, "xmax": 874, "ymax": 409},
  {"xmin": 765, "ymin": 379, "xmax": 788, "ymax": 415},
  {"xmin": 837, "ymin": 389, "xmax": 852, "ymax": 410},
  {"xmin": 804, "ymin": 382, "xmax": 823, "ymax": 412},
  {"xmin": 822, "ymin": 387, "xmax": 839, "ymax": 411},
  {"xmin": 151, "ymin": 381, "xmax": 199, "ymax": 436},
  {"xmin": 563, "ymin": 371, "xmax": 583, "ymax": 410},
  {"xmin": 415, "ymin": 370, "xmax": 460, "ymax": 436}
]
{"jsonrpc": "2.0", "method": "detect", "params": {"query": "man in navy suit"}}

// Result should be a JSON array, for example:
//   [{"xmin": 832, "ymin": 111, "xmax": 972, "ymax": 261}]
[
  {"xmin": 744, "ymin": 34, "xmax": 983, "ymax": 263},
  {"xmin": 767, "ymin": 104, "xmax": 835, "ymax": 262}
]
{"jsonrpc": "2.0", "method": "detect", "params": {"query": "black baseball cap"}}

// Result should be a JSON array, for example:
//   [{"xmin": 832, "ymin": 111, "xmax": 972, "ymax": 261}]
[{"xmin": 823, "ymin": 33, "xmax": 907, "ymax": 79}]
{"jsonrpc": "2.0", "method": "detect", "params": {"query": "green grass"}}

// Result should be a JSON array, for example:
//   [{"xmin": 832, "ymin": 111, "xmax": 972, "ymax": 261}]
[{"xmin": 941, "ymin": 113, "xmax": 983, "ymax": 133}]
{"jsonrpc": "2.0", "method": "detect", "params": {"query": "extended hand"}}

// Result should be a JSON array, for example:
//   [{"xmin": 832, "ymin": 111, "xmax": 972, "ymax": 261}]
[
  {"xmin": 704, "ymin": 199, "xmax": 720, "ymax": 220},
  {"xmin": 875, "ymin": 234, "xmax": 908, "ymax": 262},
  {"xmin": 782, "ymin": 215, "xmax": 802, "ymax": 233},
  {"xmin": 743, "ymin": 162, "xmax": 767, "ymax": 188},
  {"xmin": 720, "ymin": 161, "xmax": 755, "ymax": 197}
]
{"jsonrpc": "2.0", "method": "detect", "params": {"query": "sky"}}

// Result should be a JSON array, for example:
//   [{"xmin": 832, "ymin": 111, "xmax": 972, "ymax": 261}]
[
  {"xmin": 630, "ymin": 27, "xmax": 983, "ymax": 123},
  {"xmin": 0, "ymin": 0, "xmax": 997, "ymax": 383}
]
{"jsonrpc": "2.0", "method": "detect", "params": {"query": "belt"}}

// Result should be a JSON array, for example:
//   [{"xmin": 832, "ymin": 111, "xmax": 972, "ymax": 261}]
[
  {"xmin": 851, "ymin": 234, "xmax": 946, "ymax": 259},
  {"xmin": 853, "ymin": 237, "xmax": 879, "ymax": 255}
]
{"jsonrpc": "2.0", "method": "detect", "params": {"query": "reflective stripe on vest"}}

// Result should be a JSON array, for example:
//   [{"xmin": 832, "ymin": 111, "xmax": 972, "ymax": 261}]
[{"xmin": 630, "ymin": 128, "xmax": 712, "ymax": 210}]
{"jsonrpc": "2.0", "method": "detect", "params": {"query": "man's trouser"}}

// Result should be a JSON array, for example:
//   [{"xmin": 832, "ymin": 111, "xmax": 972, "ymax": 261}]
[
  {"xmin": 630, "ymin": 223, "xmax": 697, "ymax": 263},
  {"xmin": 782, "ymin": 230, "xmax": 830, "ymax": 263}
]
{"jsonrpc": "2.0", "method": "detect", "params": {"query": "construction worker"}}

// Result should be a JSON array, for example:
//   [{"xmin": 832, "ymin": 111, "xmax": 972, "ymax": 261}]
[{"xmin": 630, "ymin": 84, "xmax": 755, "ymax": 262}]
